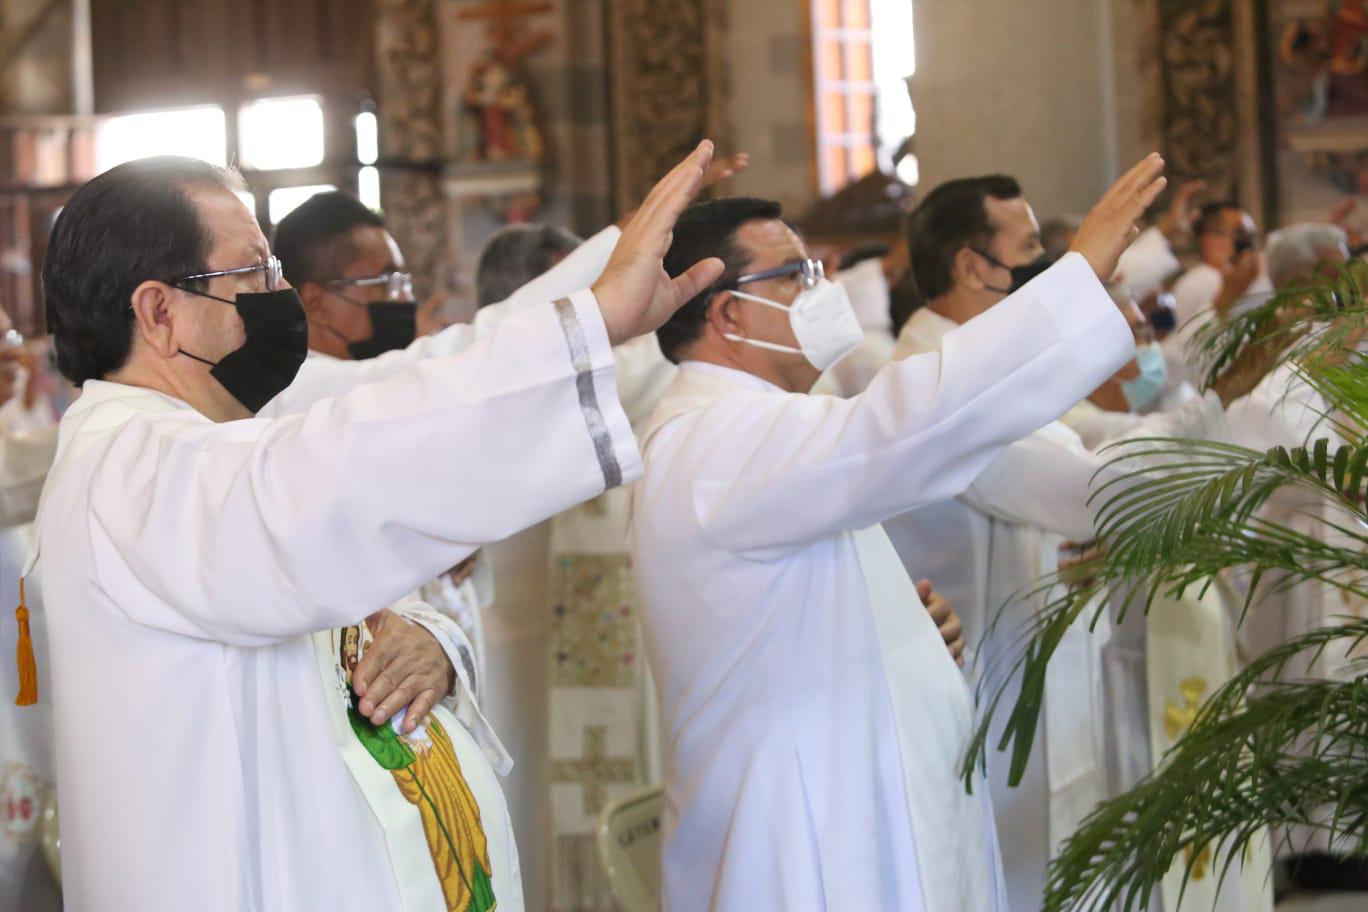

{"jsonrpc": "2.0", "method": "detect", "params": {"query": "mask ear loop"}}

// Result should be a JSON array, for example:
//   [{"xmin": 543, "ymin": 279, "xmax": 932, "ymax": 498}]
[
  {"xmin": 721, "ymin": 334, "xmax": 805, "ymax": 355},
  {"xmin": 180, "ymin": 350, "xmax": 219, "ymax": 368},
  {"xmin": 720, "ymin": 289, "xmax": 805, "ymax": 355},
  {"xmin": 727, "ymin": 289, "xmax": 795, "ymax": 314}
]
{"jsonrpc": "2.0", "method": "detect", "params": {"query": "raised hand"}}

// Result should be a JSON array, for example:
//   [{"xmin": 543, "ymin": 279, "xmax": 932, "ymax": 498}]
[
  {"xmin": 615, "ymin": 148, "xmax": 748, "ymax": 228},
  {"xmin": 593, "ymin": 141, "xmax": 726, "ymax": 345},
  {"xmin": 702, "ymin": 152, "xmax": 750, "ymax": 190},
  {"xmin": 1156, "ymin": 178, "xmax": 1206, "ymax": 246},
  {"xmin": 1214, "ymin": 248, "xmax": 1264, "ymax": 318},
  {"xmin": 1070, "ymin": 153, "xmax": 1169, "ymax": 282}
]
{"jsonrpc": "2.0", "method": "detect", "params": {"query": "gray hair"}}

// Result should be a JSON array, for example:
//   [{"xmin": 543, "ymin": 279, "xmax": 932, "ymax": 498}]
[
  {"xmin": 1265, "ymin": 223, "xmax": 1348, "ymax": 288},
  {"xmin": 475, "ymin": 223, "xmax": 584, "ymax": 308}
]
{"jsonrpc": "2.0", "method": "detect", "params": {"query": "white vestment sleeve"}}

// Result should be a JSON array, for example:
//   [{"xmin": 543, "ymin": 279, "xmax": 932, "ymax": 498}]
[
  {"xmin": 474, "ymin": 225, "xmax": 621, "ymax": 336},
  {"xmin": 677, "ymin": 253, "xmax": 1133, "ymax": 555},
  {"xmin": 86, "ymin": 291, "xmax": 640, "ymax": 645},
  {"xmin": 0, "ymin": 426, "xmax": 58, "ymax": 527},
  {"xmin": 963, "ymin": 392, "xmax": 1228, "ymax": 542},
  {"xmin": 1115, "ymin": 226, "xmax": 1181, "ymax": 300},
  {"xmin": 260, "ymin": 322, "xmax": 479, "ymax": 416},
  {"xmin": 1172, "ymin": 265, "xmax": 1222, "ymax": 329},
  {"xmin": 261, "ymin": 226, "xmax": 621, "ymax": 416},
  {"xmin": 959, "ymin": 426, "xmax": 1101, "ymax": 543},
  {"xmin": 1225, "ymin": 366, "xmax": 1327, "ymax": 452}
]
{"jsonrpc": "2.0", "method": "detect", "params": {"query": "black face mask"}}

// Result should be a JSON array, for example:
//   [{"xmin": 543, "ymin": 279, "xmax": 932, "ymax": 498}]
[
  {"xmin": 1008, "ymin": 256, "xmax": 1053, "ymax": 293},
  {"xmin": 1149, "ymin": 303, "xmax": 1177, "ymax": 334},
  {"xmin": 975, "ymin": 248, "xmax": 1052, "ymax": 296},
  {"xmin": 181, "ymin": 288, "xmax": 309, "ymax": 413},
  {"xmin": 345, "ymin": 301, "xmax": 418, "ymax": 360}
]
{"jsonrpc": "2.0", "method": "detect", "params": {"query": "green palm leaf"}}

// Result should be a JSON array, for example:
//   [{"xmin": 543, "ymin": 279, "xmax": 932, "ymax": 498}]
[
  {"xmin": 963, "ymin": 255, "xmax": 1368, "ymax": 909},
  {"xmin": 1043, "ymin": 624, "xmax": 1368, "ymax": 911}
]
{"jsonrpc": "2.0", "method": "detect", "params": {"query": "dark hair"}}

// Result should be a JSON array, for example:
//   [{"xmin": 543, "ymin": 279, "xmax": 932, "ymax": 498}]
[
  {"xmin": 272, "ymin": 190, "xmax": 385, "ymax": 287},
  {"xmin": 889, "ymin": 271, "xmax": 925, "ymax": 336},
  {"xmin": 1194, "ymin": 200, "xmax": 1243, "ymax": 238},
  {"xmin": 905, "ymin": 175, "xmax": 1022, "ymax": 301},
  {"xmin": 42, "ymin": 156, "xmax": 247, "ymax": 385},
  {"xmin": 658, "ymin": 197, "xmax": 784, "ymax": 363},
  {"xmin": 476, "ymin": 223, "xmax": 583, "ymax": 308}
]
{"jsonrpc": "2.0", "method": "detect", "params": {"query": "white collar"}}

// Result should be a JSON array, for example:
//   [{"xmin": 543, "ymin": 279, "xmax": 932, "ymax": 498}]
[
  {"xmin": 66, "ymin": 378, "xmax": 195, "ymax": 420},
  {"xmin": 835, "ymin": 259, "xmax": 893, "ymax": 332},
  {"xmin": 897, "ymin": 306, "xmax": 961, "ymax": 354},
  {"xmin": 678, "ymin": 359, "xmax": 787, "ymax": 394}
]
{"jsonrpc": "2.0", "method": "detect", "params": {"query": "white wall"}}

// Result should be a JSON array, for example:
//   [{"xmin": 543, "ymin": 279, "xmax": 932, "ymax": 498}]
[
  {"xmin": 724, "ymin": 0, "xmax": 817, "ymax": 214},
  {"xmin": 910, "ymin": 0, "xmax": 1123, "ymax": 220}
]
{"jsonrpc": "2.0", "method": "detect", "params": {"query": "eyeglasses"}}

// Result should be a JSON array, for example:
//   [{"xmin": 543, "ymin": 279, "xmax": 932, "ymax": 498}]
[
  {"xmin": 734, "ymin": 258, "xmax": 825, "ymax": 290},
  {"xmin": 322, "ymin": 272, "xmax": 415, "ymax": 302},
  {"xmin": 175, "ymin": 256, "xmax": 284, "ymax": 292}
]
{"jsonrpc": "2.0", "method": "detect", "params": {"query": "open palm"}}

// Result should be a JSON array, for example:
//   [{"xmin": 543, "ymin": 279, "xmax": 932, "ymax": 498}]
[{"xmin": 592, "ymin": 141, "xmax": 726, "ymax": 345}]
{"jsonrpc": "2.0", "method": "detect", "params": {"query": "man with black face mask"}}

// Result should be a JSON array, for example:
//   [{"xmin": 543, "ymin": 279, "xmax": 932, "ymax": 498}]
[
  {"xmin": 271, "ymin": 191, "xmax": 513, "ymax": 690},
  {"xmin": 27, "ymin": 145, "xmax": 723, "ymax": 911},
  {"xmin": 274, "ymin": 191, "xmax": 424, "ymax": 361},
  {"xmin": 886, "ymin": 175, "xmax": 1282, "ymax": 911},
  {"xmin": 262, "ymin": 191, "xmax": 625, "ymax": 417}
]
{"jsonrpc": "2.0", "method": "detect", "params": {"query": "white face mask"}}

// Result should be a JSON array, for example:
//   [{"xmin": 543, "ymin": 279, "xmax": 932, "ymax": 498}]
[{"xmin": 724, "ymin": 278, "xmax": 864, "ymax": 371}]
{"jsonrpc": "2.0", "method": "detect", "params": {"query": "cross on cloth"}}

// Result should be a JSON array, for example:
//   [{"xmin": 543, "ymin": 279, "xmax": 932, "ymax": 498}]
[{"xmin": 550, "ymin": 725, "xmax": 635, "ymax": 814}]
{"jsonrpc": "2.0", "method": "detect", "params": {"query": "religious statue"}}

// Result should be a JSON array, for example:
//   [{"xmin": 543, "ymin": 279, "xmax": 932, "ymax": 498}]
[
  {"xmin": 453, "ymin": 0, "xmax": 554, "ymax": 166},
  {"xmin": 459, "ymin": 56, "xmax": 545, "ymax": 163},
  {"xmin": 338, "ymin": 623, "xmax": 497, "ymax": 912},
  {"xmin": 1280, "ymin": 0, "xmax": 1368, "ymax": 121}
]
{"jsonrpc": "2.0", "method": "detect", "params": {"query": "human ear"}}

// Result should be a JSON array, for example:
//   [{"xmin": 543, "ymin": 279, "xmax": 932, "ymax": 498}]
[
  {"xmin": 298, "ymin": 282, "xmax": 329, "ymax": 319},
  {"xmin": 708, "ymin": 290, "xmax": 743, "ymax": 335},
  {"xmin": 952, "ymin": 247, "xmax": 985, "ymax": 291},
  {"xmin": 128, "ymin": 281, "xmax": 180, "ymax": 359}
]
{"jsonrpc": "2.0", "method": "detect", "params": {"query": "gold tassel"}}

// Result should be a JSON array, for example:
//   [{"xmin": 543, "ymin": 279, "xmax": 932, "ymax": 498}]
[{"xmin": 15, "ymin": 577, "xmax": 36, "ymax": 706}]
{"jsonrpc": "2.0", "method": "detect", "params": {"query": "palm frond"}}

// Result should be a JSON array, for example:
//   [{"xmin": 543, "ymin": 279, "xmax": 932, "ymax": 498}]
[
  {"xmin": 1042, "ymin": 624, "xmax": 1368, "ymax": 911},
  {"xmin": 965, "ymin": 254, "xmax": 1368, "ymax": 909},
  {"xmin": 1292, "ymin": 352, "xmax": 1368, "ymax": 443},
  {"xmin": 1189, "ymin": 257, "xmax": 1368, "ymax": 387},
  {"xmin": 963, "ymin": 436, "xmax": 1368, "ymax": 790}
]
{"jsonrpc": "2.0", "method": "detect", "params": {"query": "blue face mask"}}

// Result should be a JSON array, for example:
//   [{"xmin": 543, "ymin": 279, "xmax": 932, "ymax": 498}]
[{"xmin": 1121, "ymin": 342, "xmax": 1167, "ymax": 411}]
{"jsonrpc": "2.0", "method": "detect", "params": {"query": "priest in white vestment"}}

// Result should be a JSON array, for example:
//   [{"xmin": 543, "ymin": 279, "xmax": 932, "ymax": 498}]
[
  {"xmin": 884, "ymin": 175, "xmax": 1277, "ymax": 912},
  {"xmin": 1223, "ymin": 224, "xmax": 1365, "ymax": 875},
  {"xmin": 1057, "ymin": 285, "xmax": 1275, "ymax": 912},
  {"xmin": 631, "ymin": 155, "xmax": 1172, "ymax": 912},
  {"xmin": 1165, "ymin": 202, "xmax": 1271, "ymax": 392},
  {"xmin": 28, "ymin": 144, "xmax": 723, "ymax": 911}
]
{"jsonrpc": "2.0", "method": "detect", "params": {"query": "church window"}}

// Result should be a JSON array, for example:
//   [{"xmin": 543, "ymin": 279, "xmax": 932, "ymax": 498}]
[{"xmin": 810, "ymin": 0, "xmax": 917, "ymax": 193}]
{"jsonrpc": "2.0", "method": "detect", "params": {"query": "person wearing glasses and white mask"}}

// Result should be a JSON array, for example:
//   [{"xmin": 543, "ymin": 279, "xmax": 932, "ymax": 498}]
[{"xmin": 628, "ymin": 156, "xmax": 1183, "ymax": 912}]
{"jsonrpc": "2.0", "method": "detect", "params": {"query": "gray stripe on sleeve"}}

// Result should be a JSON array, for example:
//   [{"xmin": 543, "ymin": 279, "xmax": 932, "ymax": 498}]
[{"xmin": 553, "ymin": 297, "xmax": 623, "ymax": 489}]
